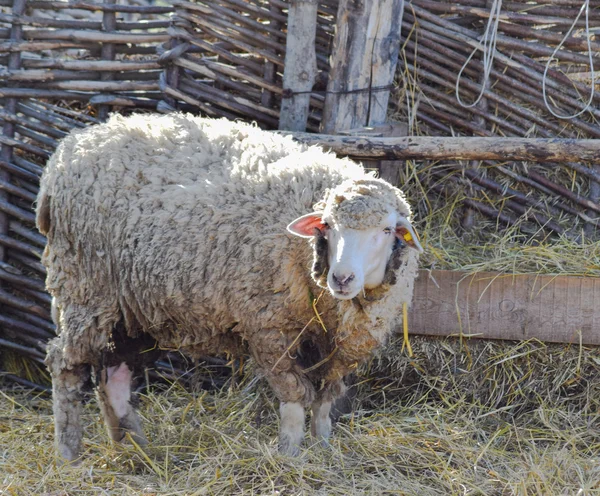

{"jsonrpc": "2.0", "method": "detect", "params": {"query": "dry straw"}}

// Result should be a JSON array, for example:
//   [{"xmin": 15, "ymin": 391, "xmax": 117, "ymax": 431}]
[{"xmin": 2, "ymin": 335, "xmax": 600, "ymax": 495}]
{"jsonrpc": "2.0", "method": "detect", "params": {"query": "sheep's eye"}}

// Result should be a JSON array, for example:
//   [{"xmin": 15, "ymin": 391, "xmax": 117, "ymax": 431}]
[{"xmin": 383, "ymin": 227, "xmax": 393, "ymax": 235}]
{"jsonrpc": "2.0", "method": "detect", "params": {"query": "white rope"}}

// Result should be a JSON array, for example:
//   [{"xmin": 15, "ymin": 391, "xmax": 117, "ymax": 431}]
[
  {"xmin": 455, "ymin": 0, "xmax": 503, "ymax": 108},
  {"xmin": 542, "ymin": 0, "xmax": 595, "ymax": 120}
]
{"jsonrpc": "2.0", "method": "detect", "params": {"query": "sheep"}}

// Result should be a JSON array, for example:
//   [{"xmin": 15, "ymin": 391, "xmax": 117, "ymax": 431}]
[{"xmin": 36, "ymin": 113, "xmax": 423, "ymax": 462}]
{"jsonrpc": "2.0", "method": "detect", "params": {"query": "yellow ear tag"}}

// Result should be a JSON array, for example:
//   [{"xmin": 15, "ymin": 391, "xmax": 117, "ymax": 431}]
[{"xmin": 403, "ymin": 231, "xmax": 413, "ymax": 243}]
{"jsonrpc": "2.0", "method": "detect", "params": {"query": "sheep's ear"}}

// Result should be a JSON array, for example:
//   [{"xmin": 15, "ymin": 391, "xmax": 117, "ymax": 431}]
[
  {"xmin": 287, "ymin": 213, "xmax": 327, "ymax": 238},
  {"xmin": 396, "ymin": 217, "xmax": 424, "ymax": 253}
]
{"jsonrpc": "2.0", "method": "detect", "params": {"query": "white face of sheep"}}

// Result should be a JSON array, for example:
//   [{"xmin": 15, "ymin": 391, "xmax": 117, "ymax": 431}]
[{"xmin": 287, "ymin": 210, "xmax": 423, "ymax": 300}]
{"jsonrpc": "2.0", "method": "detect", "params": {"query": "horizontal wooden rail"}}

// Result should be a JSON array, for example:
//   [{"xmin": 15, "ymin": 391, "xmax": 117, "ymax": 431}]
[{"xmin": 286, "ymin": 133, "xmax": 600, "ymax": 162}]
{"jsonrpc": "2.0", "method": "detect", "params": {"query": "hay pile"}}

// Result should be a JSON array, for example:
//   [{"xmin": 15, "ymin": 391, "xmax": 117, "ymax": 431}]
[{"xmin": 2, "ymin": 336, "xmax": 599, "ymax": 495}]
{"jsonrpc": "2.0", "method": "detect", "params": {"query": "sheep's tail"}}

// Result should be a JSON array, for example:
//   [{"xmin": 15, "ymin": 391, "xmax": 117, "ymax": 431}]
[{"xmin": 36, "ymin": 190, "xmax": 52, "ymax": 235}]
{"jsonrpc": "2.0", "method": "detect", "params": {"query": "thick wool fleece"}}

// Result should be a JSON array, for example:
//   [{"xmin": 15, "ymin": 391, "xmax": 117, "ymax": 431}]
[{"xmin": 38, "ymin": 113, "xmax": 418, "ymax": 406}]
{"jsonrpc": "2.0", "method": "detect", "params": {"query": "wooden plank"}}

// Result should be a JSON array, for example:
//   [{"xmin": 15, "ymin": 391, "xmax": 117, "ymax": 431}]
[
  {"xmin": 409, "ymin": 270, "xmax": 600, "ymax": 345},
  {"xmin": 285, "ymin": 133, "xmax": 600, "ymax": 163},
  {"xmin": 278, "ymin": 0, "xmax": 318, "ymax": 131}
]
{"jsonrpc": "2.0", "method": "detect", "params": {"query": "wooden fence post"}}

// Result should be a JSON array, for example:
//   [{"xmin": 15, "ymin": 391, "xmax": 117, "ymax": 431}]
[
  {"xmin": 321, "ymin": 0, "xmax": 404, "ymax": 134},
  {"xmin": 278, "ymin": 0, "xmax": 318, "ymax": 131},
  {"xmin": 262, "ymin": 3, "xmax": 282, "ymax": 110}
]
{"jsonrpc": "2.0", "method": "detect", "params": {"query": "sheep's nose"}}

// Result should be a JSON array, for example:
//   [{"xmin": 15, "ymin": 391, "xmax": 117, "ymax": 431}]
[{"xmin": 332, "ymin": 272, "xmax": 355, "ymax": 287}]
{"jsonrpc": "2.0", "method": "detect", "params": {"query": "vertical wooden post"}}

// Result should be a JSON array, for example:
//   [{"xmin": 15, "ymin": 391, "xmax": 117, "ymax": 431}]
[
  {"xmin": 321, "ymin": 0, "xmax": 404, "ymax": 134},
  {"xmin": 278, "ymin": 0, "xmax": 318, "ymax": 131},
  {"xmin": 0, "ymin": 0, "xmax": 27, "ymax": 263},
  {"xmin": 261, "ymin": 3, "xmax": 282, "ymax": 109},
  {"xmin": 161, "ymin": 15, "xmax": 185, "ymax": 111},
  {"xmin": 98, "ymin": 0, "xmax": 117, "ymax": 121}
]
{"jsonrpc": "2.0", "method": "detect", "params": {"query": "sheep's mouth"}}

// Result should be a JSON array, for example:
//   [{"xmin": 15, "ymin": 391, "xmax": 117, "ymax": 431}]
[{"xmin": 331, "ymin": 288, "xmax": 357, "ymax": 300}]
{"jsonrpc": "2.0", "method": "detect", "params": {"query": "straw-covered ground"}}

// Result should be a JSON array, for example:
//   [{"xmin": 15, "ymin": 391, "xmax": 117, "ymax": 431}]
[{"xmin": 2, "ymin": 335, "xmax": 600, "ymax": 495}]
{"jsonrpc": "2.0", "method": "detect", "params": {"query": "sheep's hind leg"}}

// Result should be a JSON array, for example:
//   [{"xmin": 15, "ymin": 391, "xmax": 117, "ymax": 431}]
[
  {"xmin": 97, "ymin": 362, "xmax": 147, "ymax": 447},
  {"xmin": 51, "ymin": 364, "xmax": 89, "ymax": 463},
  {"xmin": 279, "ymin": 402, "xmax": 305, "ymax": 456},
  {"xmin": 310, "ymin": 399, "xmax": 332, "ymax": 446}
]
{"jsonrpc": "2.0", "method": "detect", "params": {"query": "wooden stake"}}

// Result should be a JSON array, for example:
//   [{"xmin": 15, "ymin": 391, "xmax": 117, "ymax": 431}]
[
  {"xmin": 321, "ymin": 0, "xmax": 404, "ymax": 133},
  {"xmin": 278, "ymin": 0, "xmax": 318, "ymax": 131},
  {"xmin": 97, "ymin": 0, "xmax": 116, "ymax": 121}
]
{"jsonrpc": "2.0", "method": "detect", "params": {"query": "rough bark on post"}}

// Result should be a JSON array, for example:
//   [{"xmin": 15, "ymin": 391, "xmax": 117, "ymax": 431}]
[
  {"xmin": 321, "ymin": 0, "xmax": 404, "ymax": 184},
  {"xmin": 278, "ymin": 0, "xmax": 318, "ymax": 131},
  {"xmin": 321, "ymin": 0, "xmax": 404, "ymax": 134},
  {"xmin": 0, "ymin": 0, "xmax": 26, "ymax": 263}
]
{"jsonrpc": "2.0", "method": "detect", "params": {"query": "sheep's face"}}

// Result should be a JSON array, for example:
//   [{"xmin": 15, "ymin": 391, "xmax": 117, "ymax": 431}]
[
  {"xmin": 288, "ymin": 199, "xmax": 422, "ymax": 300},
  {"xmin": 324, "ymin": 209, "xmax": 402, "ymax": 299}
]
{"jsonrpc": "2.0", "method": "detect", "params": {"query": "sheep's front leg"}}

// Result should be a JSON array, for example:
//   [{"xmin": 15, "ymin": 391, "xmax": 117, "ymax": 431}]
[
  {"xmin": 310, "ymin": 399, "xmax": 332, "ymax": 446},
  {"xmin": 249, "ymin": 331, "xmax": 317, "ymax": 455},
  {"xmin": 279, "ymin": 402, "xmax": 305, "ymax": 456},
  {"xmin": 51, "ymin": 365, "xmax": 88, "ymax": 463},
  {"xmin": 97, "ymin": 362, "xmax": 147, "ymax": 447}
]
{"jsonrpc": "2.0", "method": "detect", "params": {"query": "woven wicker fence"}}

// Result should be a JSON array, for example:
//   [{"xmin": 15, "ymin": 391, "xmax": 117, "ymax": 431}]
[{"xmin": 393, "ymin": 0, "xmax": 600, "ymax": 238}]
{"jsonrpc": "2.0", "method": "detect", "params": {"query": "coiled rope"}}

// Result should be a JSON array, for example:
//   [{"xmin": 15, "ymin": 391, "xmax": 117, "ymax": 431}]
[
  {"xmin": 455, "ymin": 0, "xmax": 595, "ymax": 120},
  {"xmin": 455, "ymin": 0, "xmax": 503, "ymax": 108},
  {"xmin": 542, "ymin": 0, "xmax": 595, "ymax": 120}
]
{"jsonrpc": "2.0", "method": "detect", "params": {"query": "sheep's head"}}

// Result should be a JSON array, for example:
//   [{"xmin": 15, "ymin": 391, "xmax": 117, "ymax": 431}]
[{"xmin": 287, "ymin": 177, "xmax": 422, "ymax": 300}]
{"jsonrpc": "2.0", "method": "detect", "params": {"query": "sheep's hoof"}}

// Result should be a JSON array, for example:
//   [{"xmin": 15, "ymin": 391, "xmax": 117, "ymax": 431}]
[
  {"xmin": 278, "ymin": 438, "xmax": 301, "ymax": 457},
  {"xmin": 56, "ymin": 451, "xmax": 83, "ymax": 467}
]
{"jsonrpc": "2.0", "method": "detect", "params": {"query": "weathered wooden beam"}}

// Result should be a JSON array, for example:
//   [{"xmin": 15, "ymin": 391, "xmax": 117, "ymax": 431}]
[
  {"xmin": 321, "ymin": 0, "xmax": 404, "ymax": 133},
  {"xmin": 278, "ymin": 0, "xmax": 318, "ymax": 131},
  {"xmin": 409, "ymin": 270, "xmax": 600, "ymax": 345},
  {"xmin": 285, "ymin": 134, "xmax": 600, "ymax": 162},
  {"xmin": 261, "ymin": 2, "xmax": 282, "ymax": 109},
  {"xmin": 365, "ymin": 0, "xmax": 404, "ymax": 126}
]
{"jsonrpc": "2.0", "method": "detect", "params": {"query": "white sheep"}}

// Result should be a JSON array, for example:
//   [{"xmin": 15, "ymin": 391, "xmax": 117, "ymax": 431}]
[{"xmin": 36, "ymin": 113, "xmax": 422, "ymax": 461}]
